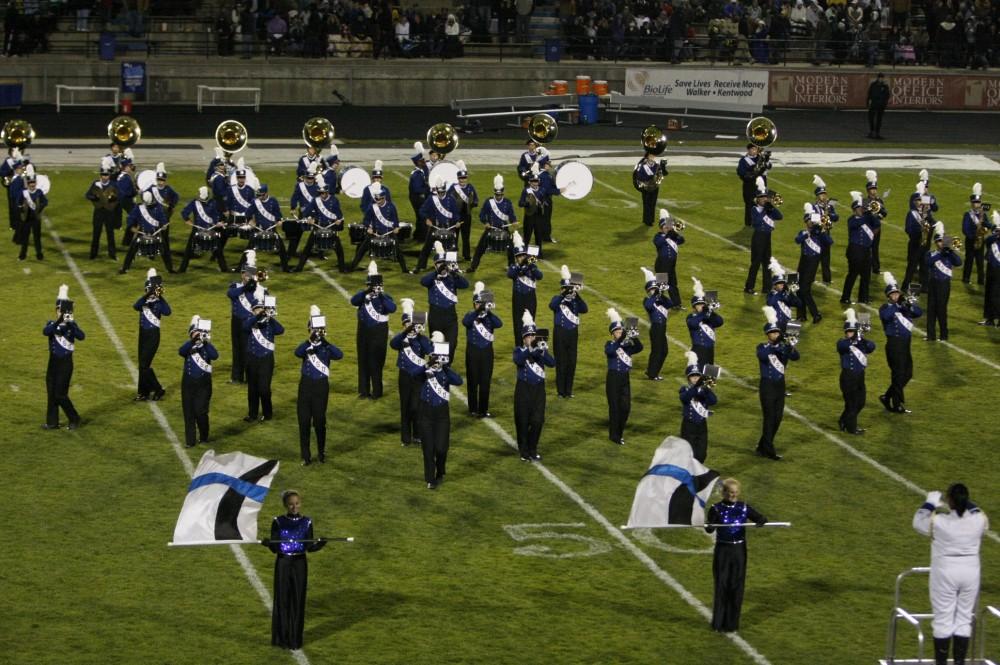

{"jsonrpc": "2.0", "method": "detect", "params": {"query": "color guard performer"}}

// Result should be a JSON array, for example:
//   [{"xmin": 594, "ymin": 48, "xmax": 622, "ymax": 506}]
[
  {"xmin": 605, "ymin": 308, "xmax": 643, "ymax": 446},
  {"xmin": 287, "ymin": 164, "xmax": 319, "ymax": 258},
  {"xmin": 737, "ymin": 143, "xmax": 769, "ymax": 227},
  {"xmin": 179, "ymin": 315, "xmax": 217, "ymax": 447},
  {"xmin": 839, "ymin": 191, "xmax": 878, "ymax": 305},
  {"xmin": 507, "ymin": 232, "xmax": 542, "ymax": 343},
  {"xmin": 961, "ymin": 183, "xmax": 986, "ymax": 285},
  {"xmin": 86, "ymin": 157, "xmax": 120, "ymax": 260},
  {"xmin": 116, "ymin": 149, "xmax": 137, "ymax": 248},
  {"xmin": 765, "ymin": 258, "xmax": 801, "ymax": 332},
  {"xmin": 878, "ymin": 272, "xmax": 922, "ymax": 414},
  {"xmin": 550, "ymin": 264, "xmax": 587, "ymax": 398},
  {"xmin": 179, "ymin": 186, "xmax": 227, "ymax": 273},
  {"xmin": 349, "ymin": 182, "xmax": 409, "ymax": 273},
  {"xmin": 248, "ymin": 184, "xmax": 291, "ymax": 273},
  {"xmin": 755, "ymin": 306, "xmax": 799, "ymax": 460},
  {"xmin": 421, "ymin": 242, "xmax": 469, "ymax": 363},
  {"xmin": 146, "ymin": 162, "xmax": 180, "ymax": 269},
  {"xmin": 903, "ymin": 182, "xmax": 935, "ymax": 292},
  {"xmin": 451, "ymin": 161, "xmax": 479, "ymax": 261},
  {"xmin": 390, "ymin": 299, "xmax": 432, "ymax": 446},
  {"xmin": 519, "ymin": 166, "xmax": 548, "ymax": 258},
  {"xmin": 634, "ymin": 151, "xmax": 662, "ymax": 227},
  {"xmin": 16, "ymin": 166, "xmax": 46, "ymax": 261},
  {"xmin": 808, "ymin": 175, "xmax": 839, "ymax": 283},
  {"xmin": 408, "ymin": 144, "xmax": 430, "ymax": 243},
  {"xmin": 744, "ymin": 177, "xmax": 782, "ymax": 294},
  {"xmin": 462, "ymin": 281, "xmax": 502, "ymax": 418},
  {"xmin": 294, "ymin": 305, "xmax": 344, "ymax": 465},
  {"xmin": 349, "ymin": 261, "xmax": 396, "ymax": 399},
  {"xmin": 469, "ymin": 174, "xmax": 517, "ymax": 272},
  {"xmin": 981, "ymin": 213, "xmax": 1000, "ymax": 326},
  {"xmin": 688, "ymin": 277, "xmax": 723, "ymax": 366},
  {"xmin": 295, "ymin": 182, "xmax": 346, "ymax": 273},
  {"xmin": 133, "ymin": 268, "xmax": 170, "ymax": 401},
  {"xmin": 924, "ymin": 221, "xmax": 962, "ymax": 341},
  {"xmin": 243, "ymin": 286, "xmax": 285, "ymax": 422},
  {"xmin": 794, "ymin": 210, "xmax": 832, "ymax": 324},
  {"xmin": 227, "ymin": 256, "xmax": 259, "ymax": 384},
  {"xmin": 837, "ymin": 308, "xmax": 875, "ymax": 435},
  {"xmin": 361, "ymin": 160, "xmax": 391, "ymax": 217},
  {"xmin": 119, "ymin": 191, "xmax": 172, "ymax": 274},
  {"xmin": 43, "ymin": 285, "xmax": 84, "ymax": 431},
  {"xmin": 418, "ymin": 332, "xmax": 462, "ymax": 490},
  {"xmin": 864, "ymin": 170, "xmax": 888, "ymax": 274},
  {"xmin": 653, "ymin": 209, "xmax": 684, "ymax": 306},
  {"xmin": 513, "ymin": 311, "xmax": 555, "ymax": 461},
  {"xmin": 415, "ymin": 176, "xmax": 461, "ymax": 272},
  {"xmin": 679, "ymin": 350, "xmax": 716, "ymax": 463}
]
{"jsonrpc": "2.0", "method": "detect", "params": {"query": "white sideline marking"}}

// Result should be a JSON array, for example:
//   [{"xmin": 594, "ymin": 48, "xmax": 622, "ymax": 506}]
[
  {"xmin": 308, "ymin": 259, "xmax": 772, "ymax": 665},
  {"xmin": 44, "ymin": 218, "xmax": 310, "ymax": 665},
  {"xmin": 10, "ymin": 384, "xmax": 19, "ymax": 392}
]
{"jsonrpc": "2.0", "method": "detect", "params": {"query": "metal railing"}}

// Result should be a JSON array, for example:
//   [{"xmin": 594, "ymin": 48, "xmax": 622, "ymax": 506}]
[{"xmin": 886, "ymin": 567, "xmax": 933, "ymax": 664}]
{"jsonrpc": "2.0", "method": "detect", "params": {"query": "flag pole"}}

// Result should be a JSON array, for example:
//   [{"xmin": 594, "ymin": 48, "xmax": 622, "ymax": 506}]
[
  {"xmin": 167, "ymin": 537, "xmax": 355, "ymax": 547},
  {"xmin": 619, "ymin": 522, "xmax": 791, "ymax": 530}
]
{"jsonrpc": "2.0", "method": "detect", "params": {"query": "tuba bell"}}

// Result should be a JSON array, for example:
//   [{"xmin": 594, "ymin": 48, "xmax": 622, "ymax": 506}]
[
  {"xmin": 2, "ymin": 119, "xmax": 36, "ymax": 150},
  {"xmin": 527, "ymin": 114, "xmax": 558, "ymax": 144},
  {"xmin": 215, "ymin": 119, "xmax": 248, "ymax": 154},
  {"xmin": 641, "ymin": 125, "xmax": 668, "ymax": 156},
  {"xmin": 746, "ymin": 116, "xmax": 777, "ymax": 148},
  {"xmin": 107, "ymin": 115, "xmax": 141, "ymax": 148},
  {"xmin": 426, "ymin": 123, "xmax": 459, "ymax": 155},
  {"xmin": 303, "ymin": 117, "xmax": 335, "ymax": 150}
]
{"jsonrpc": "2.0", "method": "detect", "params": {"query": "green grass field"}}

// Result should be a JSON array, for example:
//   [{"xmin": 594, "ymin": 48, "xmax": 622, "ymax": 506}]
[{"xmin": 3, "ymin": 163, "xmax": 998, "ymax": 665}]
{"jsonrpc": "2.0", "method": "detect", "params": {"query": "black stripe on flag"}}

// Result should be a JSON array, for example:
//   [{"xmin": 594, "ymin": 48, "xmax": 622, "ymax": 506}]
[
  {"xmin": 667, "ymin": 469, "xmax": 721, "ymax": 524},
  {"xmin": 214, "ymin": 459, "xmax": 279, "ymax": 540}
]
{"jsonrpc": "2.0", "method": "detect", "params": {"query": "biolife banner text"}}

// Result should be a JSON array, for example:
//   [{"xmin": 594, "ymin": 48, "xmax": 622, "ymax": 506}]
[{"xmin": 624, "ymin": 68, "xmax": 768, "ymax": 111}]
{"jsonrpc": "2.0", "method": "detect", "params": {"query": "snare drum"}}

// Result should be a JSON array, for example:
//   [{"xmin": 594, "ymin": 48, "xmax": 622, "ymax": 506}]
[
  {"xmin": 193, "ymin": 230, "xmax": 218, "ymax": 254},
  {"xmin": 397, "ymin": 222, "xmax": 413, "ymax": 242},
  {"xmin": 431, "ymin": 228, "xmax": 457, "ymax": 251},
  {"xmin": 313, "ymin": 228, "xmax": 336, "ymax": 250},
  {"xmin": 348, "ymin": 223, "xmax": 365, "ymax": 245},
  {"xmin": 223, "ymin": 223, "xmax": 240, "ymax": 239},
  {"xmin": 238, "ymin": 224, "xmax": 255, "ymax": 240},
  {"xmin": 485, "ymin": 227, "xmax": 509, "ymax": 254},
  {"xmin": 252, "ymin": 230, "xmax": 279, "ymax": 253},
  {"xmin": 138, "ymin": 234, "xmax": 161, "ymax": 258},
  {"xmin": 371, "ymin": 235, "xmax": 396, "ymax": 260}
]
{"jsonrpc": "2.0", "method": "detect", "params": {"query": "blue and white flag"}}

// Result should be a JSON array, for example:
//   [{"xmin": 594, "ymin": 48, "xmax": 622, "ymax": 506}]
[
  {"xmin": 170, "ymin": 450, "xmax": 279, "ymax": 546},
  {"xmin": 626, "ymin": 436, "xmax": 720, "ymax": 528}
]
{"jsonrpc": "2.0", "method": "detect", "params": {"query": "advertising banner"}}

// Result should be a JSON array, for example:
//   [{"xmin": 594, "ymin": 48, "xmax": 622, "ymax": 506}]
[
  {"xmin": 625, "ymin": 68, "xmax": 768, "ymax": 111},
  {"xmin": 769, "ymin": 71, "xmax": 1000, "ymax": 110}
]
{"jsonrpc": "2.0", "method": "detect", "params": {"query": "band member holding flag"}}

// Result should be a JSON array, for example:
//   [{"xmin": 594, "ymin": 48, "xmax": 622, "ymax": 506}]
[
  {"xmin": 44, "ymin": 285, "xmax": 84, "ymax": 431},
  {"xmin": 179, "ymin": 315, "xmax": 217, "ymax": 448},
  {"xmin": 133, "ymin": 268, "xmax": 170, "ymax": 402},
  {"xmin": 679, "ymin": 350, "xmax": 716, "ymax": 463},
  {"xmin": 837, "ymin": 308, "xmax": 876, "ymax": 435},
  {"xmin": 294, "ymin": 305, "xmax": 344, "ymax": 465}
]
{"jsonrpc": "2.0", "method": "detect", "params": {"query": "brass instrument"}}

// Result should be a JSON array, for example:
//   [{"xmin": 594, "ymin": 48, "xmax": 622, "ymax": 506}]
[
  {"xmin": 867, "ymin": 199, "xmax": 882, "ymax": 215},
  {"xmin": 641, "ymin": 125, "xmax": 668, "ymax": 156},
  {"xmin": 527, "ymin": 114, "xmax": 558, "ymax": 144},
  {"xmin": 950, "ymin": 237, "xmax": 964, "ymax": 252},
  {"xmin": 302, "ymin": 117, "xmax": 335, "ymax": 150},
  {"xmin": 426, "ymin": 123, "xmax": 459, "ymax": 155},
  {"xmin": 769, "ymin": 192, "xmax": 783, "ymax": 207},
  {"xmin": 746, "ymin": 116, "xmax": 777, "ymax": 148},
  {"xmin": 255, "ymin": 268, "xmax": 269, "ymax": 283},
  {"xmin": 921, "ymin": 219, "xmax": 933, "ymax": 246},
  {"xmin": 672, "ymin": 220, "xmax": 686, "ymax": 232},
  {"xmin": 94, "ymin": 183, "xmax": 119, "ymax": 210},
  {"xmin": 107, "ymin": 116, "xmax": 141, "ymax": 148},
  {"xmin": 703, "ymin": 375, "xmax": 717, "ymax": 389},
  {"xmin": 975, "ymin": 223, "xmax": 989, "ymax": 250},
  {"xmin": 215, "ymin": 120, "xmax": 248, "ymax": 154},
  {"xmin": 2, "ymin": 119, "xmax": 35, "ymax": 150}
]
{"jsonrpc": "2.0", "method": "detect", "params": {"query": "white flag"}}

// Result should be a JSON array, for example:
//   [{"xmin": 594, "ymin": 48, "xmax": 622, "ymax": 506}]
[
  {"xmin": 170, "ymin": 450, "xmax": 279, "ymax": 546},
  {"xmin": 625, "ymin": 436, "xmax": 720, "ymax": 528}
]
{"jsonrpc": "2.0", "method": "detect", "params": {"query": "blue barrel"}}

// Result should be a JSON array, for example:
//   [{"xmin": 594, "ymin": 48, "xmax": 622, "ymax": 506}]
[
  {"xmin": 99, "ymin": 32, "xmax": 116, "ymax": 61},
  {"xmin": 544, "ymin": 38, "xmax": 561, "ymax": 63},
  {"xmin": 578, "ymin": 93, "xmax": 599, "ymax": 125}
]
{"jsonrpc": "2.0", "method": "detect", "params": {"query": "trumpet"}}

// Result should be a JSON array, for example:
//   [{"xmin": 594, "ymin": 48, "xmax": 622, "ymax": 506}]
[
  {"xmin": 526, "ymin": 255, "xmax": 537, "ymax": 265},
  {"xmin": 309, "ymin": 328, "xmax": 327, "ymax": 343},
  {"xmin": 702, "ymin": 375, "xmax": 717, "ymax": 389},
  {"xmin": 255, "ymin": 268, "xmax": 269, "ymax": 283},
  {"xmin": 818, "ymin": 215, "xmax": 833, "ymax": 232},
  {"xmin": 672, "ymin": 220, "xmax": 686, "ymax": 232},
  {"xmin": 950, "ymin": 237, "xmax": 964, "ymax": 252},
  {"xmin": 769, "ymin": 192, "xmax": 783, "ymax": 207},
  {"xmin": 867, "ymin": 199, "xmax": 882, "ymax": 215},
  {"xmin": 447, "ymin": 261, "xmax": 464, "ymax": 274}
]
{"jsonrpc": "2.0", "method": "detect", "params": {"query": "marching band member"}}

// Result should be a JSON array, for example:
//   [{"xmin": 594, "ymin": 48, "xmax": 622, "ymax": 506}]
[
  {"xmin": 513, "ymin": 310, "xmax": 555, "ymax": 461},
  {"xmin": 421, "ymin": 241, "xmax": 469, "ymax": 363},
  {"xmin": 243, "ymin": 285, "xmax": 285, "ymax": 422},
  {"xmin": 408, "ymin": 143, "xmax": 430, "ymax": 243},
  {"xmin": 925, "ymin": 221, "xmax": 962, "ymax": 342},
  {"xmin": 903, "ymin": 182, "xmax": 935, "ymax": 292},
  {"xmin": 755, "ymin": 306, "xmax": 799, "ymax": 460},
  {"xmin": 908, "ymin": 168, "xmax": 939, "ymax": 212},
  {"xmin": 296, "ymin": 144, "xmax": 322, "ymax": 179},
  {"xmin": 765, "ymin": 257, "xmax": 801, "ymax": 332},
  {"xmin": 470, "ymin": 174, "xmax": 517, "ymax": 272},
  {"xmin": 418, "ymin": 332, "xmax": 462, "ymax": 490},
  {"xmin": 839, "ymin": 191, "xmax": 878, "ymax": 305},
  {"xmin": 507, "ymin": 232, "xmax": 542, "ymax": 343},
  {"xmin": 2, "ymin": 147, "xmax": 24, "ymax": 233},
  {"xmin": 206, "ymin": 146, "xmax": 233, "ymax": 182},
  {"xmin": 865, "ymin": 170, "xmax": 888, "ymax": 274},
  {"xmin": 744, "ymin": 177, "xmax": 782, "ymax": 295},
  {"xmin": 287, "ymin": 164, "xmax": 319, "ymax": 258},
  {"xmin": 360, "ymin": 160, "xmax": 392, "ymax": 217},
  {"xmin": 322, "ymin": 148, "xmax": 341, "ymax": 195},
  {"xmin": 912, "ymin": 483, "xmax": 988, "ymax": 665},
  {"xmin": 226, "ymin": 255, "xmax": 259, "ymax": 384},
  {"xmin": 43, "ymin": 285, "xmax": 84, "ymax": 431},
  {"xmin": 549, "ymin": 265, "xmax": 588, "ymax": 398},
  {"xmin": 7, "ymin": 153, "xmax": 25, "ymax": 242},
  {"xmin": 537, "ymin": 152, "xmax": 560, "ymax": 244},
  {"xmin": 519, "ymin": 165, "xmax": 547, "ymax": 258},
  {"xmin": 295, "ymin": 182, "xmax": 346, "ymax": 273},
  {"xmin": 809, "ymin": 175, "xmax": 839, "ymax": 283},
  {"xmin": 653, "ymin": 209, "xmax": 684, "ymax": 306},
  {"xmin": 116, "ymin": 149, "xmax": 137, "ymax": 248},
  {"xmin": 179, "ymin": 315, "xmax": 217, "ymax": 447},
  {"xmin": 451, "ymin": 161, "xmax": 479, "ymax": 261},
  {"xmin": 248, "ymin": 184, "xmax": 291, "ymax": 273},
  {"xmin": 517, "ymin": 138, "xmax": 540, "ymax": 182},
  {"xmin": 605, "ymin": 308, "xmax": 643, "ymax": 446},
  {"xmin": 705, "ymin": 478, "xmax": 768, "ymax": 632},
  {"xmin": 641, "ymin": 267, "xmax": 673, "ymax": 381},
  {"xmin": 179, "ymin": 186, "xmax": 227, "ymax": 273},
  {"xmin": 679, "ymin": 351, "xmax": 716, "ymax": 463},
  {"xmin": 209, "ymin": 160, "xmax": 230, "ymax": 214},
  {"xmin": 415, "ymin": 175, "xmax": 461, "ymax": 272},
  {"xmin": 133, "ymin": 268, "xmax": 170, "ymax": 402},
  {"xmin": 737, "ymin": 143, "xmax": 769, "ymax": 227},
  {"xmin": 982, "ymin": 213, "xmax": 1000, "ymax": 326},
  {"xmin": 462, "ymin": 281, "xmax": 502, "ymax": 418},
  {"xmin": 961, "ymin": 183, "xmax": 986, "ymax": 285},
  {"xmin": 878, "ymin": 272, "xmax": 922, "ymax": 414},
  {"xmin": 795, "ymin": 210, "xmax": 832, "ymax": 324},
  {"xmin": 837, "ymin": 308, "xmax": 876, "ymax": 435},
  {"xmin": 119, "ymin": 191, "xmax": 172, "ymax": 275},
  {"xmin": 349, "ymin": 261, "xmax": 396, "ymax": 399},
  {"xmin": 146, "ymin": 162, "xmax": 180, "ymax": 268},
  {"xmin": 86, "ymin": 157, "xmax": 120, "ymax": 260},
  {"xmin": 294, "ymin": 305, "xmax": 344, "ymax": 465},
  {"xmin": 390, "ymin": 299, "xmax": 432, "ymax": 446},
  {"xmin": 16, "ymin": 166, "xmax": 46, "ymax": 261},
  {"xmin": 105, "ymin": 143, "xmax": 123, "ymax": 174},
  {"xmin": 688, "ymin": 277, "xmax": 723, "ymax": 367},
  {"xmin": 634, "ymin": 151, "xmax": 662, "ymax": 227},
  {"xmin": 349, "ymin": 183, "xmax": 409, "ymax": 274}
]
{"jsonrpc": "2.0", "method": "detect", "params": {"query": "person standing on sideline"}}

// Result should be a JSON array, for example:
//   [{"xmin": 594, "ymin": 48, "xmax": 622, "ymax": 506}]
[
  {"xmin": 924, "ymin": 221, "xmax": 962, "ymax": 341},
  {"xmin": 878, "ymin": 272, "xmax": 922, "ymax": 414},
  {"xmin": 349, "ymin": 261, "xmax": 395, "ymax": 399},
  {"xmin": 243, "ymin": 286, "xmax": 285, "ymax": 422},
  {"xmin": 837, "ymin": 308, "xmax": 876, "ymax": 435},
  {"xmin": 744, "ymin": 177, "xmax": 782, "ymax": 294},
  {"xmin": 756, "ymin": 306, "xmax": 799, "ymax": 460},
  {"xmin": 507, "ymin": 232, "xmax": 543, "ymax": 343},
  {"xmin": 262, "ymin": 490, "xmax": 328, "ymax": 650},
  {"xmin": 462, "ymin": 282, "xmax": 502, "ymax": 418},
  {"xmin": 133, "ymin": 268, "xmax": 170, "ymax": 401},
  {"xmin": 605, "ymin": 308, "xmax": 644, "ymax": 446},
  {"xmin": 795, "ymin": 211, "xmax": 832, "ymax": 323},
  {"xmin": 679, "ymin": 351, "xmax": 716, "ymax": 463},
  {"xmin": 43, "ymin": 285, "xmax": 84, "ymax": 431},
  {"xmin": 688, "ymin": 277, "xmax": 724, "ymax": 366},
  {"xmin": 641, "ymin": 267, "xmax": 674, "ymax": 381},
  {"xmin": 178, "ymin": 315, "xmax": 217, "ymax": 448},
  {"xmin": 705, "ymin": 478, "xmax": 768, "ymax": 633},
  {"xmin": 913, "ymin": 483, "xmax": 988, "ymax": 665},
  {"xmin": 418, "ymin": 333, "xmax": 463, "ymax": 489},
  {"xmin": 390, "ymin": 299, "xmax": 433, "ymax": 447},
  {"xmin": 513, "ymin": 311, "xmax": 555, "ymax": 461},
  {"xmin": 653, "ymin": 209, "xmax": 684, "ymax": 306},
  {"xmin": 866, "ymin": 72, "xmax": 890, "ymax": 139},
  {"xmin": 294, "ymin": 306, "xmax": 343, "ymax": 466},
  {"xmin": 549, "ymin": 264, "xmax": 587, "ymax": 398}
]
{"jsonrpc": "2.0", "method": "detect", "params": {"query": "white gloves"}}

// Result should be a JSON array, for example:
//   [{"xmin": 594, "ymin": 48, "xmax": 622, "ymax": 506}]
[{"xmin": 925, "ymin": 491, "xmax": 942, "ymax": 508}]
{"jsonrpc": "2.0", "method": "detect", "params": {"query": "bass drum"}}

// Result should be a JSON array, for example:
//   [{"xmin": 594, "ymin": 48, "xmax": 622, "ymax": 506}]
[
  {"xmin": 555, "ymin": 161, "xmax": 593, "ymax": 200},
  {"xmin": 429, "ymin": 160, "xmax": 459, "ymax": 190},
  {"xmin": 229, "ymin": 165, "xmax": 260, "ymax": 191},
  {"xmin": 137, "ymin": 169, "xmax": 157, "ymax": 192},
  {"xmin": 340, "ymin": 166, "xmax": 371, "ymax": 199}
]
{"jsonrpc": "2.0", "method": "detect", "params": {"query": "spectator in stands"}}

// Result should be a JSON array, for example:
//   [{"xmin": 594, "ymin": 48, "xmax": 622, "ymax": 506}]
[
  {"xmin": 750, "ymin": 18, "xmax": 769, "ymax": 62},
  {"xmin": 73, "ymin": 0, "xmax": 91, "ymax": 32},
  {"xmin": 911, "ymin": 23, "xmax": 929, "ymax": 63},
  {"xmin": 443, "ymin": 13, "xmax": 463, "ymax": 58},
  {"xmin": 267, "ymin": 11, "xmax": 288, "ymax": 55},
  {"xmin": 847, "ymin": 0, "xmax": 864, "ymax": 30},
  {"xmin": 865, "ymin": 15, "xmax": 883, "ymax": 65},
  {"xmin": 395, "ymin": 11, "xmax": 411, "ymax": 55},
  {"xmin": 832, "ymin": 20, "xmax": 850, "ymax": 63},
  {"xmin": 216, "ymin": 9, "xmax": 235, "ymax": 55},
  {"xmin": 516, "ymin": 0, "xmax": 533, "ymax": 43},
  {"xmin": 3, "ymin": 2, "xmax": 18, "ymax": 57},
  {"xmin": 769, "ymin": 6, "xmax": 790, "ymax": 63},
  {"xmin": 936, "ymin": 14, "xmax": 959, "ymax": 67},
  {"xmin": 790, "ymin": 0, "xmax": 810, "ymax": 37},
  {"xmin": 498, "ymin": 0, "xmax": 516, "ymax": 43},
  {"xmin": 891, "ymin": 0, "xmax": 911, "ymax": 28},
  {"xmin": 239, "ymin": 2, "xmax": 255, "ymax": 58},
  {"xmin": 723, "ymin": 0, "xmax": 743, "ymax": 20},
  {"xmin": 668, "ymin": 3, "xmax": 688, "ymax": 63},
  {"xmin": 813, "ymin": 11, "xmax": 833, "ymax": 63}
]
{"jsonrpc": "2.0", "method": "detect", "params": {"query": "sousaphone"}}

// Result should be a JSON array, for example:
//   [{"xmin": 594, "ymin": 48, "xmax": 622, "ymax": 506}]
[
  {"xmin": 108, "ymin": 116, "xmax": 141, "ymax": 148},
  {"xmin": 215, "ymin": 119, "xmax": 248, "ymax": 154}
]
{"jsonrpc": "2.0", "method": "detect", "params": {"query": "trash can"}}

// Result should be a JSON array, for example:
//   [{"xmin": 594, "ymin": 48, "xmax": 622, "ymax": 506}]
[
  {"xmin": 544, "ymin": 38, "xmax": 561, "ymax": 63},
  {"xmin": 578, "ymin": 93, "xmax": 599, "ymax": 125},
  {"xmin": 0, "ymin": 81, "xmax": 23, "ymax": 108},
  {"xmin": 99, "ymin": 32, "xmax": 116, "ymax": 61}
]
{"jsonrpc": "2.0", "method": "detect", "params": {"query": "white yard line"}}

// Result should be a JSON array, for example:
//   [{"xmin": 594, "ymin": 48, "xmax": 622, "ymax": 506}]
[{"xmin": 44, "ymin": 217, "xmax": 310, "ymax": 665}]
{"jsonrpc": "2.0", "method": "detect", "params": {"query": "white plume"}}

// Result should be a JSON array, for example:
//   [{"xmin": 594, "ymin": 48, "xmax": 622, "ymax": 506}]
[
  {"xmin": 401, "ymin": 298, "xmax": 415, "ymax": 316},
  {"xmin": 919, "ymin": 168, "xmax": 929, "ymax": 182},
  {"xmin": 328, "ymin": 145, "xmax": 339, "ymax": 157},
  {"xmin": 691, "ymin": 276, "xmax": 705, "ymax": 298},
  {"xmin": 24, "ymin": 164, "xmax": 34, "ymax": 177},
  {"xmin": 146, "ymin": 268, "xmax": 157, "ymax": 279},
  {"xmin": 755, "ymin": 176, "xmax": 766, "ymax": 194},
  {"xmin": 866, "ymin": 169, "xmax": 877, "ymax": 184},
  {"xmin": 456, "ymin": 160, "xmax": 467, "ymax": 172},
  {"xmin": 916, "ymin": 181, "xmax": 925, "ymax": 196},
  {"xmin": 214, "ymin": 147, "xmax": 224, "ymax": 159},
  {"xmin": 560, "ymin": 264, "xmax": 571, "ymax": 281},
  {"xmin": 844, "ymin": 307, "xmax": 857, "ymax": 325},
  {"xmin": 641, "ymin": 266, "xmax": 656, "ymax": 283},
  {"xmin": 659, "ymin": 208, "xmax": 670, "ymax": 220},
  {"xmin": 530, "ymin": 162, "xmax": 540, "ymax": 177},
  {"xmin": 237, "ymin": 157, "xmax": 245, "ymax": 170},
  {"xmin": 933, "ymin": 221, "xmax": 944, "ymax": 237},
  {"xmin": 370, "ymin": 182, "xmax": 383, "ymax": 197},
  {"xmin": 850, "ymin": 190, "xmax": 863, "ymax": 204},
  {"xmin": 993, "ymin": 210, "xmax": 1000, "ymax": 225},
  {"xmin": 882, "ymin": 271, "xmax": 897, "ymax": 287},
  {"xmin": 368, "ymin": 260, "xmax": 378, "ymax": 276},
  {"xmin": 57, "ymin": 284, "xmax": 69, "ymax": 301},
  {"xmin": 431, "ymin": 331, "xmax": 445, "ymax": 344},
  {"xmin": 512, "ymin": 231, "xmax": 524, "ymax": 247},
  {"xmin": 430, "ymin": 175, "xmax": 442, "ymax": 190},
  {"xmin": 123, "ymin": 148, "xmax": 134, "ymax": 160},
  {"xmin": 763, "ymin": 305, "xmax": 778, "ymax": 326},
  {"xmin": 803, "ymin": 202, "xmax": 813, "ymax": 214},
  {"xmin": 768, "ymin": 256, "xmax": 784, "ymax": 277},
  {"xmin": 245, "ymin": 249, "xmax": 257, "ymax": 268},
  {"xmin": 155, "ymin": 161, "xmax": 166, "ymax": 174},
  {"xmin": 198, "ymin": 186, "xmax": 209, "ymax": 200},
  {"xmin": 685, "ymin": 350, "xmax": 699, "ymax": 367},
  {"xmin": 521, "ymin": 310, "xmax": 535, "ymax": 327},
  {"xmin": 973, "ymin": 182, "xmax": 982, "ymax": 197},
  {"xmin": 493, "ymin": 174, "xmax": 504, "ymax": 190},
  {"xmin": 606, "ymin": 307, "xmax": 621, "ymax": 323},
  {"xmin": 374, "ymin": 159, "xmax": 383, "ymax": 171},
  {"xmin": 310, "ymin": 305, "xmax": 321, "ymax": 317},
  {"xmin": 306, "ymin": 163, "xmax": 318, "ymax": 176},
  {"xmin": 812, "ymin": 174, "xmax": 826, "ymax": 189},
  {"xmin": 474, "ymin": 281, "xmax": 485, "ymax": 296},
  {"xmin": 190, "ymin": 315, "xmax": 200, "ymax": 327},
  {"xmin": 100, "ymin": 155, "xmax": 114, "ymax": 171},
  {"xmin": 433, "ymin": 241, "xmax": 445, "ymax": 256},
  {"xmin": 413, "ymin": 141, "xmax": 424, "ymax": 154}
]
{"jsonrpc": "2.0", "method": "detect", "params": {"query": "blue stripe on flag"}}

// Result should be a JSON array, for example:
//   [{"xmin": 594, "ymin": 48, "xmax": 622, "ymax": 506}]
[
  {"xmin": 643, "ymin": 464, "xmax": 707, "ymax": 507},
  {"xmin": 188, "ymin": 472, "xmax": 271, "ymax": 503}
]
